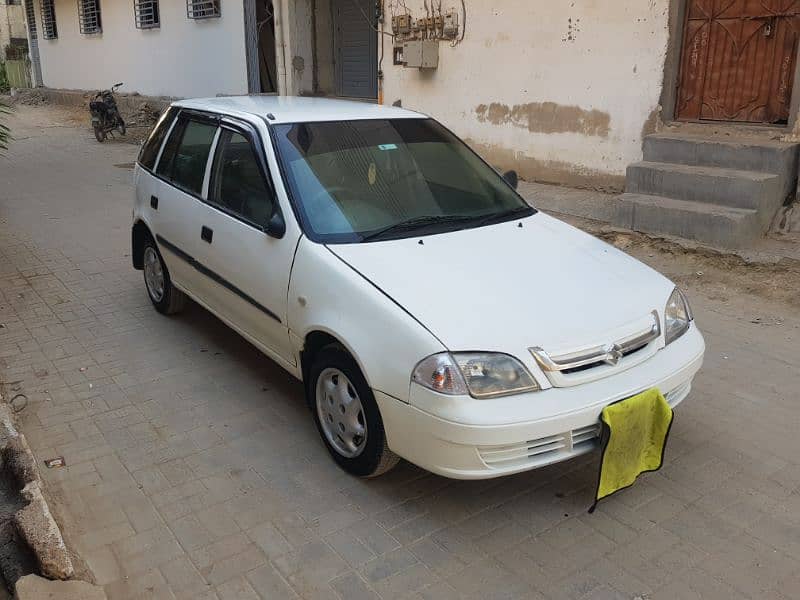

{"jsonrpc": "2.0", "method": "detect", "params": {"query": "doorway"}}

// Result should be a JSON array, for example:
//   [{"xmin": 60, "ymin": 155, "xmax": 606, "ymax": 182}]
[
  {"xmin": 332, "ymin": 0, "xmax": 377, "ymax": 99},
  {"xmin": 675, "ymin": 0, "xmax": 800, "ymax": 123}
]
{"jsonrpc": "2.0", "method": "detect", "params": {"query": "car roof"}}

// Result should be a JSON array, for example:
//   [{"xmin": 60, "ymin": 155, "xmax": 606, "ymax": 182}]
[{"xmin": 173, "ymin": 95, "xmax": 426, "ymax": 124}]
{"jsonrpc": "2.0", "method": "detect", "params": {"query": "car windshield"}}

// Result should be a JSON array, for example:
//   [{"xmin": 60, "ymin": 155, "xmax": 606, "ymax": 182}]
[{"xmin": 272, "ymin": 118, "xmax": 535, "ymax": 243}]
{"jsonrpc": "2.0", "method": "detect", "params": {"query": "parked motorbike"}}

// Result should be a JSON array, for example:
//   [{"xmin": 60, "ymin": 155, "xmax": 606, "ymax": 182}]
[{"xmin": 89, "ymin": 83, "xmax": 126, "ymax": 142}]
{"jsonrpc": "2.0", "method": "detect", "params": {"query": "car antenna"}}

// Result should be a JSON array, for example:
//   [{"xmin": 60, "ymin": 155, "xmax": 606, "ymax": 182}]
[{"xmin": 266, "ymin": 113, "xmax": 276, "ymax": 120}]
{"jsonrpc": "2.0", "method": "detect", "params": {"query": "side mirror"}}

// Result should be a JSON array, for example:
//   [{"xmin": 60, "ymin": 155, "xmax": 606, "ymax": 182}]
[
  {"xmin": 264, "ymin": 211, "xmax": 286, "ymax": 239},
  {"xmin": 502, "ymin": 170, "xmax": 519, "ymax": 190}
]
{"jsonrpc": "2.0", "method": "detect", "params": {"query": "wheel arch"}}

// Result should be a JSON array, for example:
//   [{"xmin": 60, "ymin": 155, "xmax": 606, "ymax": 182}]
[
  {"xmin": 131, "ymin": 220, "xmax": 153, "ymax": 270},
  {"xmin": 300, "ymin": 328, "xmax": 372, "ymax": 390}
]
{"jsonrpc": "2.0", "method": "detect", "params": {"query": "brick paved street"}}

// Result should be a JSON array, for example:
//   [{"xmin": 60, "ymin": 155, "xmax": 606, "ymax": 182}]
[{"xmin": 1, "ymin": 104, "xmax": 799, "ymax": 599}]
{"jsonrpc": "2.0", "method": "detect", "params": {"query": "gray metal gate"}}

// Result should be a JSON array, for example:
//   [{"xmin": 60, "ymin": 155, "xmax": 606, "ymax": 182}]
[
  {"xmin": 333, "ymin": 0, "xmax": 377, "ymax": 99},
  {"xmin": 23, "ymin": 0, "xmax": 43, "ymax": 87}
]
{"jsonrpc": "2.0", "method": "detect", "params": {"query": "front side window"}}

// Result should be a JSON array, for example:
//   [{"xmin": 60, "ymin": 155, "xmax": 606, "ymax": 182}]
[
  {"xmin": 272, "ymin": 119, "xmax": 533, "ymax": 243},
  {"xmin": 210, "ymin": 130, "xmax": 274, "ymax": 226},
  {"xmin": 40, "ymin": 0, "xmax": 58, "ymax": 39},
  {"xmin": 157, "ymin": 118, "xmax": 217, "ymax": 195},
  {"xmin": 138, "ymin": 106, "xmax": 178, "ymax": 171},
  {"xmin": 77, "ymin": 0, "xmax": 102, "ymax": 34}
]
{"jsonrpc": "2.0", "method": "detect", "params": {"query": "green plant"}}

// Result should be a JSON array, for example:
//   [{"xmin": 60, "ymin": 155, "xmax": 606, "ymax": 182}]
[{"xmin": 0, "ymin": 61, "xmax": 9, "ymax": 94}]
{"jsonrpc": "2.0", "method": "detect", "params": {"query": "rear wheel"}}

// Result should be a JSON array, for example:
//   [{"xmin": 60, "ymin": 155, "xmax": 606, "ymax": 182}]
[
  {"xmin": 142, "ymin": 237, "xmax": 186, "ymax": 315},
  {"xmin": 308, "ymin": 345, "xmax": 399, "ymax": 478},
  {"xmin": 117, "ymin": 117, "xmax": 126, "ymax": 136}
]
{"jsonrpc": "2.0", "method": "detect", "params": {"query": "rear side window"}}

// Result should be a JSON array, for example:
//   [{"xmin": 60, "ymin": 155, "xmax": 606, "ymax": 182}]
[
  {"xmin": 210, "ymin": 130, "xmax": 274, "ymax": 226},
  {"xmin": 157, "ymin": 118, "xmax": 218, "ymax": 195},
  {"xmin": 138, "ymin": 106, "xmax": 178, "ymax": 171}
]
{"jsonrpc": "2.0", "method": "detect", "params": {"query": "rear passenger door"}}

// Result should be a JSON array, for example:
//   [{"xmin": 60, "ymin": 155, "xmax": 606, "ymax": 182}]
[
  {"xmin": 153, "ymin": 112, "xmax": 219, "ymax": 302},
  {"xmin": 196, "ymin": 120, "xmax": 298, "ymax": 366}
]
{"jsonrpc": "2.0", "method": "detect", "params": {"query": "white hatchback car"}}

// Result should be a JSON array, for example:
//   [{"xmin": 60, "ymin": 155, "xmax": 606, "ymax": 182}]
[{"xmin": 132, "ymin": 96, "xmax": 705, "ymax": 479}]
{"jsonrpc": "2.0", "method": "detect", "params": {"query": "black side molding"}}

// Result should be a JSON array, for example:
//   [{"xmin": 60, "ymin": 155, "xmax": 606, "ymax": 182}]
[
  {"xmin": 155, "ymin": 234, "xmax": 281, "ymax": 324},
  {"xmin": 150, "ymin": 195, "xmax": 159, "ymax": 210}
]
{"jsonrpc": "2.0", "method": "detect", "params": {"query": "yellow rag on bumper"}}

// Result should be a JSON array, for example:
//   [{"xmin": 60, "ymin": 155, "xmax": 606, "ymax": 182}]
[{"xmin": 590, "ymin": 388, "xmax": 673, "ymax": 512}]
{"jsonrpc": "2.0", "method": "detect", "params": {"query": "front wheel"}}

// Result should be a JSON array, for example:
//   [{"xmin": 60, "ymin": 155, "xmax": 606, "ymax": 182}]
[
  {"xmin": 308, "ymin": 346, "xmax": 399, "ymax": 478},
  {"xmin": 93, "ymin": 124, "xmax": 106, "ymax": 142},
  {"xmin": 117, "ymin": 117, "xmax": 126, "ymax": 136},
  {"xmin": 142, "ymin": 237, "xmax": 187, "ymax": 315}
]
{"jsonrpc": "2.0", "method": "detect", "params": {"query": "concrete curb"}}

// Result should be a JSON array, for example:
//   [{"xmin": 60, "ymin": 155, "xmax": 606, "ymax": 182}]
[{"xmin": 0, "ymin": 404, "xmax": 73, "ymax": 581}]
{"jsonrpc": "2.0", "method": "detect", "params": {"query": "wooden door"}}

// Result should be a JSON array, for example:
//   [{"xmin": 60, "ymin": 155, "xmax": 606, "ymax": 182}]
[{"xmin": 676, "ymin": 0, "xmax": 800, "ymax": 123}]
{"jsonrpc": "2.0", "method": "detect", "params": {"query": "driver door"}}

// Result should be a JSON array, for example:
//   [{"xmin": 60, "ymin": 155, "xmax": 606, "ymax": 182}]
[{"xmin": 194, "ymin": 122, "xmax": 298, "ymax": 366}]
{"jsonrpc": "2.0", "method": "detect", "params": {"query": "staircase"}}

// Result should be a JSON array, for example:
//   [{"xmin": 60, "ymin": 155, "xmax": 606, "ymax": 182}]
[{"xmin": 614, "ymin": 132, "xmax": 800, "ymax": 248}]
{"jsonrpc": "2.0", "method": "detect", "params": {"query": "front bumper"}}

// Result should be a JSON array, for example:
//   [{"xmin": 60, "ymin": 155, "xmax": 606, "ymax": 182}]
[{"xmin": 376, "ymin": 324, "xmax": 704, "ymax": 479}]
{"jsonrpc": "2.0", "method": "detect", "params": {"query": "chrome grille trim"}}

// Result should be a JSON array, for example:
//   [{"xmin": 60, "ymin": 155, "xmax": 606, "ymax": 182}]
[{"xmin": 530, "ymin": 310, "xmax": 660, "ymax": 373}]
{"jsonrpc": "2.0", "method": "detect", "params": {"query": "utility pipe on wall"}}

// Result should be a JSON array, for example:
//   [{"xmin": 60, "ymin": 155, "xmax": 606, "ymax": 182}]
[{"xmin": 273, "ymin": 0, "xmax": 288, "ymax": 95}]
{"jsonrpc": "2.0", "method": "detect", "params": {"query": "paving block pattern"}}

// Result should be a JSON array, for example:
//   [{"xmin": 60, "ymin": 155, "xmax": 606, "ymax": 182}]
[{"xmin": 1, "ymin": 105, "xmax": 799, "ymax": 599}]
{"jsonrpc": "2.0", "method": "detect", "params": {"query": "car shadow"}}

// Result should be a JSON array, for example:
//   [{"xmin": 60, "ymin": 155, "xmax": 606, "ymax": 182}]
[{"xmin": 165, "ymin": 297, "xmax": 605, "ymax": 520}]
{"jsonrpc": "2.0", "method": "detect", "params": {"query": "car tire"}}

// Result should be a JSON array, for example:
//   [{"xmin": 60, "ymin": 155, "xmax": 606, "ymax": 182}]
[
  {"xmin": 308, "ymin": 345, "xmax": 400, "ymax": 478},
  {"xmin": 142, "ymin": 236, "xmax": 187, "ymax": 315}
]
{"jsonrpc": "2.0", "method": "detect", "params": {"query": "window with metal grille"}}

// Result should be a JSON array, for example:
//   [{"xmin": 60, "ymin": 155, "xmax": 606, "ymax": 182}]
[
  {"xmin": 77, "ymin": 0, "xmax": 102, "ymax": 34},
  {"xmin": 187, "ymin": 0, "xmax": 220, "ymax": 20},
  {"xmin": 40, "ymin": 0, "xmax": 58, "ymax": 39},
  {"xmin": 134, "ymin": 0, "xmax": 159, "ymax": 28}
]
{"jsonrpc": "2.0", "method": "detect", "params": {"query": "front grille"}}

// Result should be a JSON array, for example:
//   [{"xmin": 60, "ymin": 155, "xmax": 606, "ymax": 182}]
[
  {"xmin": 530, "ymin": 311, "xmax": 662, "ymax": 387},
  {"xmin": 478, "ymin": 424, "xmax": 601, "ymax": 469},
  {"xmin": 477, "ymin": 383, "xmax": 691, "ymax": 470}
]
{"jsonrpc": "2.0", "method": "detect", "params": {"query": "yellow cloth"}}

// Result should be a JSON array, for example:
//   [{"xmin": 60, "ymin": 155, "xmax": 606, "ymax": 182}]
[{"xmin": 591, "ymin": 388, "xmax": 673, "ymax": 511}]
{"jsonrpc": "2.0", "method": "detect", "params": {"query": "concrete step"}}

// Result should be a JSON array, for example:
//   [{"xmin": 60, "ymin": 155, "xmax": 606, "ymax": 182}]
[
  {"xmin": 625, "ymin": 161, "xmax": 780, "ymax": 212},
  {"xmin": 643, "ymin": 133, "xmax": 799, "ymax": 187},
  {"xmin": 613, "ymin": 193, "xmax": 762, "ymax": 248}
]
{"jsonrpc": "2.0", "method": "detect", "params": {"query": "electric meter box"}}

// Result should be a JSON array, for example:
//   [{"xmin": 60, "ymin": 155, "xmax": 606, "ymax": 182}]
[{"xmin": 403, "ymin": 40, "xmax": 439, "ymax": 69}]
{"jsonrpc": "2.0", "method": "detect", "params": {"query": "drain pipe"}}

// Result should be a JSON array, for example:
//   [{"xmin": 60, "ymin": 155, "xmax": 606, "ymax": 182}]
[{"xmin": 273, "ymin": 0, "xmax": 288, "ymax": 95}]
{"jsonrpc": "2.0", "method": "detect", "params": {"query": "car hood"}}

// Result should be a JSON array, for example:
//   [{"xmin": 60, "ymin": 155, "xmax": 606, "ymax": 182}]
[{"xmin": 327, "ymin": 213, "xmax": 674, "ymax": 355}]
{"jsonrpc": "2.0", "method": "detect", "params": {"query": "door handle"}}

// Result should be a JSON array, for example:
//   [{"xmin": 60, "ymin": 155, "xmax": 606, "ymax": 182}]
[
  {"xmin": 201, "ymin": 226, "xmax": 213, "ymax": 243},
  {"xmin": 150, "ymin": 195, "xmax": 158, "ymax": 209}
]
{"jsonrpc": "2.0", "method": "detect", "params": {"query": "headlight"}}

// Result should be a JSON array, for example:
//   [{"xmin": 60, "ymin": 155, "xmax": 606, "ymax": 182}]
[
  {"xmin": 664, "ymin": 287, "xmax": 692, "ymax": 345},
  {"xmin": 412, "ymin": 352, "xmax": 540, "ymax": 398}
]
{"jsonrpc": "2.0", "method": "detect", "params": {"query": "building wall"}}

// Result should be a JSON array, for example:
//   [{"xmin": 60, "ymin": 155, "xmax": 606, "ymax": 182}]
[
  {"xmin": 381, "ymin": 1, "xmax": 671, "ymax": 190},
  {"xmin": 30, "ymin": 0, "xmax": 248, "ymax": 98}
]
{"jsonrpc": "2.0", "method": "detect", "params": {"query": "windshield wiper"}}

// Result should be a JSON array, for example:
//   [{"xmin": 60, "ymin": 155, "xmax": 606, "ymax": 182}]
[
  {"xmin": 473, "ymin": 205, "xmax": 534, "ymax": 227},
  {"xmin": 360, "ymin": 214, "xmax": 477, "ymax": 242}
]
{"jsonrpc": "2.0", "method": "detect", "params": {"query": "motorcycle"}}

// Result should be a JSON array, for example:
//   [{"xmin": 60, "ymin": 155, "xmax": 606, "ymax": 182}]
[{"xmin": 89, "ymin": 82, "xmax": 126, "ymax": 142}]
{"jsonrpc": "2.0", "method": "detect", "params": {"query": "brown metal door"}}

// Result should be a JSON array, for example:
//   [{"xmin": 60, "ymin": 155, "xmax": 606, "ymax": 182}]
[{"xmin": 676, "ymin": 0, "xmax": 800, "ymax": 123}]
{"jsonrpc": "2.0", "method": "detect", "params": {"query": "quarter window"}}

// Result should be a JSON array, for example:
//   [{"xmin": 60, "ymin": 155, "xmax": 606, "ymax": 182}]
[
  {"xmin": 157, "ymin": 118, "xmax": 218, "ymax": 195},
  {"xmin": 211, "ymin": 130, "xmax": 273, "ymax": 225},
  {"xmin": 138, "ymin": 106, "xmax": 178, "ymax": 171},
  {"xmin": 77, "ymin": 0, "xmax": 102, "ymax": 34},
  {"xmin": 40, "ymin": 0, "xmax": 58, "ymax": 39},
  {"xmin": 187, "ymin": 0, "xmax": 220, "ymax": 19},
  {"xmin": 134, "ymin": 0, "xmax": 159, "ymax": 28}
]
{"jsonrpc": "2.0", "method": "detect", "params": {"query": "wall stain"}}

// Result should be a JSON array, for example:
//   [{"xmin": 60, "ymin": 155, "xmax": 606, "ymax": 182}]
[
  {"xmin": 475, "ymin": 102, "xmax": 611, "ymax": 138},
  {"xmin": 640, "ymin": 105, "xmax": 663, "ymax": 139},
  {"xmin": 465, "ymin": 138, "xmax": 624, "ymax": 192}
]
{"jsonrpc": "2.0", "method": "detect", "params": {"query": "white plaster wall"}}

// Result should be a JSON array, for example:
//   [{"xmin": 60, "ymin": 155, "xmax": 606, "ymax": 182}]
[
  {"xmin": 381, "ymin": 0, "xmax": 671, "ymax": 186},
  {"xmin": 32, "ymin": 0, "xmax": 248, "ymax": 98}
]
